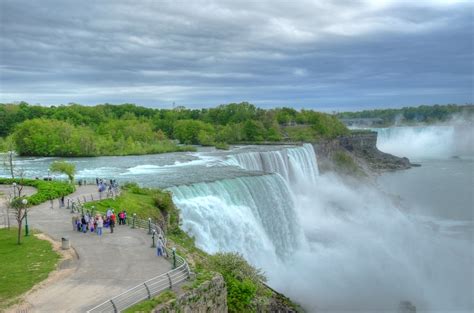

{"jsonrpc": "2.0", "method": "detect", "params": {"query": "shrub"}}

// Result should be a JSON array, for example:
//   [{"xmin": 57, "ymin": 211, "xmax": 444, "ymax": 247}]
[{"xmin": 209, "ymin": 252, "xmax": 266, "ymax": 313}]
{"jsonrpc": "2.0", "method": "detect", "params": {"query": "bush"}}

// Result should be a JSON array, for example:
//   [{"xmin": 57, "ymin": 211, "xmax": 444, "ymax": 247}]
[{"xmin": 209, "ymin": 252, "xmax": 266, "ymax": 313}]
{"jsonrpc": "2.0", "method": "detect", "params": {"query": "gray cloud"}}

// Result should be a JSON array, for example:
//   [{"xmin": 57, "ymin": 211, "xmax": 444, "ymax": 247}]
[{"xmin": 0, "ymin": 0, "xmax": 472, "ymax": 110}]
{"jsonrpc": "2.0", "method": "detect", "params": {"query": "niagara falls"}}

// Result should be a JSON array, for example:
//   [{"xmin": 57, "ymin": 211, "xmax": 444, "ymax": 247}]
[{"xmin": 1, "ymin": 1, "xmax": 473, "ymax": 312}]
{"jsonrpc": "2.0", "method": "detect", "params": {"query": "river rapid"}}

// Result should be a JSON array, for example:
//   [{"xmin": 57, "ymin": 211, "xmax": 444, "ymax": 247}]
[{"xmin": 1, "ymin": 125, "xmax": 472, "ymax": 313}]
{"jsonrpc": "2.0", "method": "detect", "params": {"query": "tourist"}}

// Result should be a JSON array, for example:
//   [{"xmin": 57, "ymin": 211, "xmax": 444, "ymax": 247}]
[
  {"xmin": 81, "ymin": 215, "xmax": 87, "ymax": 233},
  {"xmin": 96, "ymin": 215, "xmax": 103, "ymax": 236},
  {"xmin": 76, "ymin": 217, "xmax": 82, "ymax": 232},
  {"xmin": 118, "ymin": 211, "xmax": 125, "ymax": 225},
  {"xmin": 157, "ymin": 236, "xmax": 164, "ymax": 257},
  {"xmin": 89, "ymin": 217, "xmax": 95, "ymax": 233},
  {"xmin": 110, "ymin": 212, "xmax": 116, "ymax": 233}
]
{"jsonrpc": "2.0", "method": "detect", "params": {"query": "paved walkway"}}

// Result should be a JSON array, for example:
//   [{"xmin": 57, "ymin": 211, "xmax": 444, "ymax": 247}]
[
  {"xmin": 2, "ymin": 185, "xmax": 171, "ymax": 313},
  {"xmin": 0, "ymin": 185, "xmax": 36, "ymax": 228}
]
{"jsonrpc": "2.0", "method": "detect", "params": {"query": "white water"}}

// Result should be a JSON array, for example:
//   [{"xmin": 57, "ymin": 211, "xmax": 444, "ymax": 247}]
[
  {"xmin": 170, "ymin": 174, "xmax": 303, "ymax": 262},
  {"xmin": 376, "ymin": 125, "xmax": 473, "ymax": 160},
  {"xmin": 170, "ymin": 143, "xmax": 473, "ymax": 312},
  {"xmin": 226, "ymin": 143, "xmax": 319, "ymax": 187}
]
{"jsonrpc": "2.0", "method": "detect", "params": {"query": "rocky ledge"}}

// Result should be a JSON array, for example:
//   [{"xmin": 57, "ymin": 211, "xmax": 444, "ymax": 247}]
[{"xmin": 315, "ymin": 130, "xmax": 413, "ymax": 174}]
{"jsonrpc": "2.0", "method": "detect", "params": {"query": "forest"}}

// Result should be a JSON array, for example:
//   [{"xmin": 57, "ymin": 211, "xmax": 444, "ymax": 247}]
[
  {"xmin": 336, "ymin": 104, "xmax": 473, "ymax": 126},
  {"xmin": 0, "ymin": 102, "xmax": 348, "ymax": 156}
]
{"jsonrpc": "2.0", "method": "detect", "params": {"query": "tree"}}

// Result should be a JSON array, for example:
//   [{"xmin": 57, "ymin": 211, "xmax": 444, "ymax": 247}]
[
  {"xmin": 11, "ymin": 197, "xmax": 29, "ymax": 245},
  {"xmin": 50, "ymin": 161, "xmax": 76, "ymax": 183},
  {"xmin": 1, "ymin": 137, "xmax": 16, "ymax": 178},
  {"xmin": 8, "ymin": 180, "xmax": 28, "ymax": 245}
]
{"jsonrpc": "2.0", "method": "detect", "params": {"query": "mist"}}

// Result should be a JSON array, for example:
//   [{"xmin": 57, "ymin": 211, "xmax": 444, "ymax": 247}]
[
  {"xmin": 376, "ymin": 122, "xmax": 474, "ymax": 160},
  {"xmin": 170, "ymin": 145, "xmax": 473, "ymax": 312},
  {"xmin": 269, "ymin": 173, "xmax": 473, "ymax": 312}
]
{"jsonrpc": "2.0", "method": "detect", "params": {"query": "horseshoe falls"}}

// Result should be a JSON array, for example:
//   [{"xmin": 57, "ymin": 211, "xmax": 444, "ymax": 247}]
[{"xmin": 169, "ymin": 143, "xmax": 473, "ymax": 313}]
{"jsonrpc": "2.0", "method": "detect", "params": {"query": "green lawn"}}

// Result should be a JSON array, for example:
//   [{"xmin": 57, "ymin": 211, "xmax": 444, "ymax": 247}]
[
  {"xmin": 83, "ymin": 189, "xmax": 160, "ymax": 220},
  {"xmin": 0, "ymin": 228, "xmax": 60, "ymax": 309}
]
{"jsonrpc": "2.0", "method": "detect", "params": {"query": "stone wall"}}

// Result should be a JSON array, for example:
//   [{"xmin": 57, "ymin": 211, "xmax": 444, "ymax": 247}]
[{"xmin": 153, "ymin": 274, "xmax": 227, "ymax": 313}]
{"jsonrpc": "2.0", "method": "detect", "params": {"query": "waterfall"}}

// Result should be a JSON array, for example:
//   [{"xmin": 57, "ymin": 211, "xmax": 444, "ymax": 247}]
[
  {"xmin": 169, "ymin": 174, "xmax": 303, "ymax": 264},
  {"xmin": 375, "ymin": 126, "xmax": 456, "ymax": 160},
  {"xmin": 167, "ymin": 142, "xmax": 472, "ymax": 312},
  {"xmin": 227, "ymin": 143, "xmax": 319, "ymax": 186}
]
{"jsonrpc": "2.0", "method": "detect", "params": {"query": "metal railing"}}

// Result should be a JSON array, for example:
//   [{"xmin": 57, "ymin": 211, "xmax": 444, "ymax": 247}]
[
  {"xmin": 87, "ymin": 248, "xmax": 189, "ymax": 313},
  {"xmin": 78, "ymin": 193, "xmax": 189, "ymax": 313}
]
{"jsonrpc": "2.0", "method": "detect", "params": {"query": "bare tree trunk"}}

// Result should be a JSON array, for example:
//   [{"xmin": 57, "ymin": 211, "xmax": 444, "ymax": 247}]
[
  {"xmin": 6, "ymin": 207, "xmax": 10, "ymax": 230},
  {"xmin": 17, "ymin": 220, "xmax": 22, "ymax": 244},
  {"xmin": 9, "ymin": 151, "xmax": 14, "ymax": 179}
]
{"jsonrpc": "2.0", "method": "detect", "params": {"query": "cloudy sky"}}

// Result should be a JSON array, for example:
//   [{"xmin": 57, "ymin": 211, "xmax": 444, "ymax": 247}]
[{"xmin": 0, "ymin": 0, "xmax": 472, "ymax": 111}]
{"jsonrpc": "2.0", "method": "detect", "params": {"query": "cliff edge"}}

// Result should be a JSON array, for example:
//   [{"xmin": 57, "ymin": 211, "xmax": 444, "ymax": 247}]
[{"xmin": 315, "ymin": 130, "xmax": 412, "ymax": 175}]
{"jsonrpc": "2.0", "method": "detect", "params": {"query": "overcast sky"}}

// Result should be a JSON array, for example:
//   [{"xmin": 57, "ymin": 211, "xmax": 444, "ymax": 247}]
[{"xmin": 0, "ymin": 0, "xmax": 472, "ymax": 111}]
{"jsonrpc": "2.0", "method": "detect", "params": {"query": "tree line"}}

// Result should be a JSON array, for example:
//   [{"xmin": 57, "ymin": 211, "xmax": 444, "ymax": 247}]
[
  {"xmin": 336, "ymin": 104, "xmax": 474, "ymax": 126},
  {"xmin": 0, "ymin": 102, "xmax": 348, "ymax": 156}
]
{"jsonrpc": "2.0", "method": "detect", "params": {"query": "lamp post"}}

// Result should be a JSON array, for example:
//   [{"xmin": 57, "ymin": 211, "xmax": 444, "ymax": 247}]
[
  {"xmin": 148, "ymin": 218, "xmax": 152, "ymax": 234},
  {"xmin": 22, "ymin": 199, "xmax": 29, "ymax": 237},
  {"xmin": 151, "ymin": 230, "xmax": 156, "ymax": 248},
  {"xmin": 172, "ymin": 247, "xmax": 176, "ymax": 269}
]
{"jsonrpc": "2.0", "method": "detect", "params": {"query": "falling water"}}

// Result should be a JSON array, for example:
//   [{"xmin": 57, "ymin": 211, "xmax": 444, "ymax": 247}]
[{"xmin": 169, "ymin": 142, "xmax": 473, "ymax": 312}]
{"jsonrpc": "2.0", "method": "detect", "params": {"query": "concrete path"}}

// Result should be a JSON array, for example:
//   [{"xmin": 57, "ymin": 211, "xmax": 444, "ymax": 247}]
[
  {"xmin": 2, "ymin": 185, "xmax": 172, "ymax": 313},
  {"xmin": 0, "ymin": 185, "xmax": 36, "ymax": 228}
]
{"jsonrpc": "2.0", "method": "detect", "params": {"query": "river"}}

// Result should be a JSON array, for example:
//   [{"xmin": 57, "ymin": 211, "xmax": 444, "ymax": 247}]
[{"xmin": 1, "ymin": 125, "xmax": 472, "ymax": 313}]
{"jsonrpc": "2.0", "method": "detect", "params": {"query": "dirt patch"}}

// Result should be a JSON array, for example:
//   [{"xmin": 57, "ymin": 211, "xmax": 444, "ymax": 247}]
[{"xmin": 5, "ymin": 233, "xmax": 79, "ymax": 313}]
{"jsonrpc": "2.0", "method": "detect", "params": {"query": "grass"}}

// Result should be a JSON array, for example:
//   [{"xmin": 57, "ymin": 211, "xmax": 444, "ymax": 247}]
[
  {"xmin": 332, "ymin": 151, "xmax": 366, "ymax": 176},
  {"xmin": 83, "ymin": 188, "xmax": 162, "ymax": 220},
  {"xmin": 0, "ymin": 228, "xmax": 60, "ymax": 309},
  {"xmin": 123, "ymin": 290, "xmax": 176, "ymax": 313}
]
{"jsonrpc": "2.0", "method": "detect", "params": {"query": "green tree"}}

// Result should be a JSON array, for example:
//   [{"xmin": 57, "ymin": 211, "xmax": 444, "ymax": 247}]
[
  {"xmin": 49, "ymin": 161, "xmax": 76, "ymax": 183},
  {"xmin": 173, "ymin": 120, "xmax": 214, "ymax": 145}
]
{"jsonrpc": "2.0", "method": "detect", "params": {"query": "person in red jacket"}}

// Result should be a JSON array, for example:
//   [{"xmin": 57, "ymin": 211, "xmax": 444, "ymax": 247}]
[{"xmin": 110, "ymin": 211, "xmax": 116, "ymax": 233}]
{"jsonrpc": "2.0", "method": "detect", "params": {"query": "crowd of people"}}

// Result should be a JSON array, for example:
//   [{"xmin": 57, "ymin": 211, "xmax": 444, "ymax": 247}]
[
  {"xmin": 96, "ymin": 178, "xmax": 119, "ymax": 194},
  {"xmin": 72, "ymin": 208, "xmax": 126, "ymax": 236},
  {"xmin": 70, "ymin": 178, "xmax": 167, "ymax": 258}
]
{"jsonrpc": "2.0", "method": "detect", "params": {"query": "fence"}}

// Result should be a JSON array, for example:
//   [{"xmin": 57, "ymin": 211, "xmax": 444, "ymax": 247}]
[
  {"xmin": 87, "ymin": 248, "xmax": 189, "ymax": 313},
  {"xmin": 73, "ymin": 192, "xmax": 190, "ymax": 312}
]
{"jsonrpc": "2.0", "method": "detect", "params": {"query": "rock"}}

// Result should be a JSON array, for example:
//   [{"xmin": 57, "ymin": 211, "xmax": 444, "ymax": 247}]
[{"xmin": 315, "ymin": 131, "xmax": 413, "ymax": 174}]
